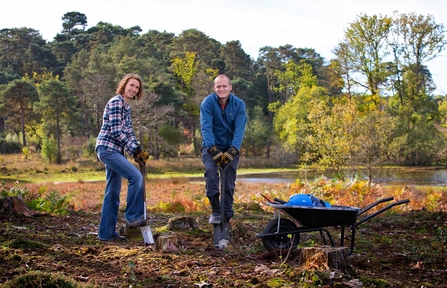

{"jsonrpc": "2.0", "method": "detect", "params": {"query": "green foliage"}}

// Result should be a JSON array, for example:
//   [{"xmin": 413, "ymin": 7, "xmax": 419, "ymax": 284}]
[
  {"xmin": 157, "ymin": 125, "xmax": 183, "ymax": 157},
  {"xmin": 121, "ymin": 261, "xmax": 138, "ymax": 286},
  {"xmin": 1, "ymin": 12, "xmax": 446, "ymax": 169},
  {"xmin": 296, "ymin": 270, "xmax": 325, "ymax": 287},
  {"xmin": 21, "ymin": 146, "xmax": 31, "ymax": 159},
  {"xmin": 41, "ymin": 136, "xmax": 58, "ymax": 163},
  {"xmin": 158, "ymin": 125, "xmax": 183, "ymax": 146},
  {"xmin": 25, "ymin": 122, "xmax": 44, "ymax": 151},
  {"xmin": 343, "ymin": 13, "xmax": 393, "ymax": 95},
  {"xmin": 302, "ymin": 97, "xmax": 358, "ymax": 179},
  {"xmin": 27, "ymin": 198, "xmax": 46, "ymax": 211},
  {"xmin": 171, "ymin": 51, "xmax": 198, "ymax": 97},
  {"xmin": 244, "ymin": 106, "xmax": 271, "ymax": 156},
  {"xmin": 2, "ymin": 79, "xmax": 39, "ymax": 147},
  {"xmin": 82, "ymin": 136, "xmax": 97, "ymax": 158},
  {"xmin": 273, "ymin": 85, "xmax": 327, "ymax": 151},
  {"xmin": 41, "ymin": 190, "xmax": 69, "ymax": 214},
  {"xmin": 5, "ymin": 133, "xmax": 19, "ymax": 143},
  {"xmin": 275, "ymin": 60, "xmax": 318, "ymax": 98},
  {"xmin": 0, "ymin": 182, "xmax": 69, "ymax": 214},
  {"xmin": 387, "ymin": 115, "xmax": 446, "ymax": 165},
  {"xmin": 0, "ymin": 182, "xmax": 32, "ymax": 199},
  {"xmin": 36, "ymin": 77, "xmax": 79, "ymax": 164},
  {"xmin": 152, "ymin": 200, "xmax": 186, "ymax": 213},
  {"xmin": 0, "ymin": 138, "xmax": 21, "ymax": 153}
]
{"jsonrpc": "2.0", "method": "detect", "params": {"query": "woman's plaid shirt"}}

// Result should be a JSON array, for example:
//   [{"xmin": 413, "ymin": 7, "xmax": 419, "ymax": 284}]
[{"xmin": 95, "ymin": 95, "xmax": 138, "ymax": 155}]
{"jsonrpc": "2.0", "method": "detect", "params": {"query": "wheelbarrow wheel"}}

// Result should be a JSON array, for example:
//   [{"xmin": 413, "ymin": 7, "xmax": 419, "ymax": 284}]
[{"xmin": 261, "ymin": 218, "xmax": 300, "ymax": 251}]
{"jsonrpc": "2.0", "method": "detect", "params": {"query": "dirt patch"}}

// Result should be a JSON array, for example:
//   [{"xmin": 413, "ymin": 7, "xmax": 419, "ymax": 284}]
[{"xmin": 1, "ymin": 206, "xmax": 446, "ymax": 287}]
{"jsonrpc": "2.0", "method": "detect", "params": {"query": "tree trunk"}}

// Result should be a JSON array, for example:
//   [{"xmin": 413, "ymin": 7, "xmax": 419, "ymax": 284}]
[
  {"xmin": 299, "ymin": 246, "xmax": 355, "ymax": 275},
  {"xmin": 0, "ymin": 196, "xmax": 44, "ymax": 217}
]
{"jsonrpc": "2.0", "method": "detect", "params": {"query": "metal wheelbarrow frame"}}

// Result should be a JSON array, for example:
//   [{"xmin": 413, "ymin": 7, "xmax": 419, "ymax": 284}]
[{"xmin": 256, "ymin": 196, "xmax": 410, "ymax": 255}]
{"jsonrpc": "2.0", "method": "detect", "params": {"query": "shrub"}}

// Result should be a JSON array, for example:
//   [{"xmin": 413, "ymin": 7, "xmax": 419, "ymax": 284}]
[
  {"xmin": 83, "ymin": 136, "xmax": 97, "ymax": 158},
  {"xmin": 41, "ymin": 136, "xmax": 57, "ymax": 163},
  {"xmin": 0, "ymin": 139, "xmax": 22, "ymax": 153},
  {"xmin": 22, "ymin": 146, "xmax": 31, "ymax": 159},
  {"xmin": 41, "ymin": 190, "xmax": 69, "ymax": 214},
  {"xmin": 0, "ymin": 182, "xmax": 32, "ymax": 200}
]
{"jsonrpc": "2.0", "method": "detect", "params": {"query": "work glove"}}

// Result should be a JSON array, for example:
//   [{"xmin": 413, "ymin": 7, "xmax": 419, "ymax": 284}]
[
  {"xmin": 133, "ymin": 145, "xmax": 149, "ymax": 167},
  {"xmin": 222, "ymin": 147, "xmax": 239, "ymax": 164},
  {"xmin": 207, "ymin": 145, "xmax": 223, "ymax": 164}
]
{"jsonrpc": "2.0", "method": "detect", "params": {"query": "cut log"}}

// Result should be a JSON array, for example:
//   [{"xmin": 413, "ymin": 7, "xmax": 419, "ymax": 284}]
[
  {"xmin": 299, "ymin": 246, "xmax": 355, "ymax": 275},
  {"xmin": 0, "ymin": 196, "xmax": 44, "ymax": 217},
  {"xmin": 155, "ymin": 234, "xmax": 179, "ymax": 253}
]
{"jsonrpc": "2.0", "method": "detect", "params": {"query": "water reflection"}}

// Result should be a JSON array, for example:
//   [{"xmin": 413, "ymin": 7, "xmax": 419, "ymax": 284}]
[{"xmin": 236, "ymin": 167, "xmax": 447, "ymax": 186}]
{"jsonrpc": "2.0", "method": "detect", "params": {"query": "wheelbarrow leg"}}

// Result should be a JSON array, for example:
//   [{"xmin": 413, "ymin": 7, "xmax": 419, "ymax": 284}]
[
  {"xmin": 319, "ymin": 230, "xmax": 327, "ymax": 245},
  {"xmin": 347, "ymin": 199, "xmax": 410, "ymax": 255},
  {"xmin": 320, "ymin": 228, "xmax": 335, "ymax": 247}
]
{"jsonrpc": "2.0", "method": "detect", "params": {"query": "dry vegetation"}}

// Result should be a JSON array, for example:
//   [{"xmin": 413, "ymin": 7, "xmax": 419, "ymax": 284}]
[{"xmin": 1, "ymin": 153, "xmax": 447, "ymax": 287}]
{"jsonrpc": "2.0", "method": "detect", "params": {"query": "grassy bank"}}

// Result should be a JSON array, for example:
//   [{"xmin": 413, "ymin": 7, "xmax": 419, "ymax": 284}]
[{"xmin": 0, "ymin": 153, "xmax": 296, "ymax": 184}]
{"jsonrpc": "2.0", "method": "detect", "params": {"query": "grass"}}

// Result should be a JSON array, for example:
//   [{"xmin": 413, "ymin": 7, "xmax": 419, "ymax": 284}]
[{"xmin": 0, "ymin": 153, "xmax": 296, "ymax": 184}]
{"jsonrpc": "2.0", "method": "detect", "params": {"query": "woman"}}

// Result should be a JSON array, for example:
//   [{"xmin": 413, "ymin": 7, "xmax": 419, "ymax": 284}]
[{"xmin": 95, "ymin": 74, "xmax": 148, "ymax": 241}]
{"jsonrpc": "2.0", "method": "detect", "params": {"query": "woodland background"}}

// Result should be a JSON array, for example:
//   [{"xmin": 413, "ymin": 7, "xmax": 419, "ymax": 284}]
[
  {"xmin": 1, "ymin": 11, "xmax": 447, "ymax": 179},
  {"xmin": 2, "ymin": 11, "xmax": 447, "ymax": 287}
]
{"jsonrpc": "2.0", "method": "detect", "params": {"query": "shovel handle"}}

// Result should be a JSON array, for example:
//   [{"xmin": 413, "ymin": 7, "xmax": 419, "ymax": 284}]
[
  {"xmin": 218, "ymin": 164, "xmax": 231, "ymax": 224},
  {"xmin": 140, "ymin": 164, "xmax": 146, "ymax": 220}
]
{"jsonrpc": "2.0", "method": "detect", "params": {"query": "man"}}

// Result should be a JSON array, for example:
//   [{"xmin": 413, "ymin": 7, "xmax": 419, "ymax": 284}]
[{"xmin": 200, "ymin": 74, "xmax": 247, "ymax": 224}]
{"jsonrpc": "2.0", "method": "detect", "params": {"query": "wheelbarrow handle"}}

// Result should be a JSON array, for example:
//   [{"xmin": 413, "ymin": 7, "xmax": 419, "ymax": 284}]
[
  {"xmin": 274, "ymin": 198, "xmax": 287, "ymax": 204},
  {"xmin": 358, "ymin": 197, "xmax": 394, "ymax": 216},
  {"xmin": 353, "ymin": 199, "xmax": 410, "ymax": 229}
]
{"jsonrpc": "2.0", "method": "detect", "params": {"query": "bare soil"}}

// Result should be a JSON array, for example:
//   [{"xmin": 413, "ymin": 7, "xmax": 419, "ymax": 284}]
[{"xmin": 1, "ymin": 193, "xmax": 447, "ymax": 287}]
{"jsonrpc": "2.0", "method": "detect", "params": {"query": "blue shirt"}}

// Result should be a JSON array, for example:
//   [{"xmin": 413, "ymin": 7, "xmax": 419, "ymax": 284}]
[
  {"xmin": 95, "ymin": 95, "xmax": 139, "ymax": 155},
  {"xmin": 200, "ymin": 93, "xmax": 247, "ymax": 151}
]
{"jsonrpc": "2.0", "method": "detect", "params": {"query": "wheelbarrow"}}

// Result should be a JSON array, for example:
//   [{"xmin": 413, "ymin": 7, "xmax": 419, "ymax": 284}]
[{"xmin": 256, "ymin": 196, "xmax": 410, "ymax": 255}]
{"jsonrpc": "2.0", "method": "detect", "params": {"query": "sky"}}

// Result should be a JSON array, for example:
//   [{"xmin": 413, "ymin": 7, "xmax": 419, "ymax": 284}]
[{"xmin": 2, "ymin": 0, "xmax": 447, "ymax": 93}]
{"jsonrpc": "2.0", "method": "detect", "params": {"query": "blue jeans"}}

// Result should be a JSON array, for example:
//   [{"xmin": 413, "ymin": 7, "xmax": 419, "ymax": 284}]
[
  {"xmin": 202, "ymin": 148, "xmax": 239, "ymax": 220},
  {"xmin": 96, "ymin": 146, "xmax": 144, "ymax": 240}
]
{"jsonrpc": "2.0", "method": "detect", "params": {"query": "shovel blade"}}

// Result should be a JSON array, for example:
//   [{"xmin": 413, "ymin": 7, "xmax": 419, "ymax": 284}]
[
  {"xmin": 140, "ymin": 225, "xmax": 154, "ymax": 245},
  {"xmin": 213, "ymin": 222, "xmax": 231, "ymax": 248}
]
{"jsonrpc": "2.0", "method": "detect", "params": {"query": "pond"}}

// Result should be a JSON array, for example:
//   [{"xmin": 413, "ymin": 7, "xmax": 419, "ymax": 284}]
[{"xmin": 235, "ymin": 167, "xmax": 447, "ymax": 186}]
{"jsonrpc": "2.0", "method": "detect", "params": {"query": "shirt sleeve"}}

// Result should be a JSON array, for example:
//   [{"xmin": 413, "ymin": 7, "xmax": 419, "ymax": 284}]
[
  {"xmin": 231, "ymin": 99, "xmax": 247, "ymax": 150},
  {"xmin": 200, "ymin": 97, "xmax": 215, "ymax": 149}
]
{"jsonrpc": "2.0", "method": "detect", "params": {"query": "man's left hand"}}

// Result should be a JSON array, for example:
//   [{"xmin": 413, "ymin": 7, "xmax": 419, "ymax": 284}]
[{"xmin": 223, "ymin": 147, "xmax": 239, "ymax": 164}]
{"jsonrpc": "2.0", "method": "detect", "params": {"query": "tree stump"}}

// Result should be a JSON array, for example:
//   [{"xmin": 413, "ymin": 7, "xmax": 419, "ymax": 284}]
[
  {"xmin": 155, "ymin": 234, "xmax": 179, "ymax": 253},
  {"xmin": 299, "ymin": 246, "xmax": 355, "ymax": 275},
  {"xmin": 167, "ymin": 216, "xmax": 198, "ymax": 230},
  {"xmin": 0, "ymin": 196, "xmax": 44, "ymax": 217}
]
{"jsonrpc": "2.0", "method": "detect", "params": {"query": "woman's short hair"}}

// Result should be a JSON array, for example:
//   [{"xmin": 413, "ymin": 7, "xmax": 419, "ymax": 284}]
[{"xmin": 116, "ymin": 74, "xmax": 144, "ymax": 100}]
